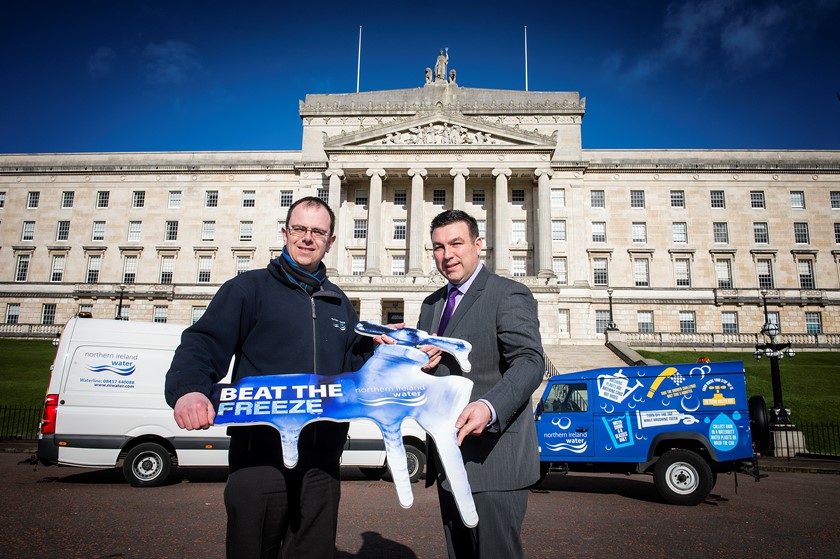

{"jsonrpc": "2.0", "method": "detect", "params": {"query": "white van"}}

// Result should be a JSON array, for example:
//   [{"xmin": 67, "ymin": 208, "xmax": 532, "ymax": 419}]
[{"xmin": 37, "ymin": 317, "xmax": 427, "ymax": 486}]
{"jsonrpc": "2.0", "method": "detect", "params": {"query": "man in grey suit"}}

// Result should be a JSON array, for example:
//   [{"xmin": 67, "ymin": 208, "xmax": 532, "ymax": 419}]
[{"xmin": 418, "ymin": 209, "xmax": 544, "ymax": 559}]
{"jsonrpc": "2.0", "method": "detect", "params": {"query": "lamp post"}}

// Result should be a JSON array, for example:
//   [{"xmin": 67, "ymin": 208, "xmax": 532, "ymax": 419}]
[
  {"xmin": 116, "ymin": 283, "xmax": 127, "ymax": 320},
  {"xmin": 752, "ymin": 289, "xmax": 795, "ymax": 424},
  {"xmin": 606, "ymin": 288, "xmax": 617, "ymax": 331}
]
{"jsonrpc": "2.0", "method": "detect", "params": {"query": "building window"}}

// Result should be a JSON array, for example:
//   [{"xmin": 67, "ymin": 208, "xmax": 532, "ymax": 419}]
[
  {"xmin": 637, "ymin": 311, "xmax": 654, "ymax": 333},
  {"xmin": 753, "ymin": 222, "xmax": 769, "ymax": 244},
  {"xmin": 835, "ymin": 223, "xmax": 840, "ymax": 245},
  {"xmin": 630, "ymin": 190, "xmax": 645, "ymax": 208},
  {"xmin": 477, "ymin": 220, "xmax": 486, "ymax": 239},
  {"xmin": 393, "ymin": 190, "xmax": 407, "ymax": 206},
  {"xmin": 633, "ymin": 258, "xmax": 650, "ymax": 287},
  {"xmin": 751, "ymin": 191, "xmax": 766, "ymax": 209},
  {"xmin": 552, "ymin": 220, "xmax": 566, "ymax": 241},
  {"xmin": 96, "ymin": 191, "xmax": 110, "ymax": 208},
  {"xmin": 205, "ymin": 190, "xmax": 219, "ymax": 208},
  {"xmin": 168, "ymin": 190, "xmax": 182, "ymax": 209},
  {"xmin": 831, "ymin": 191, "xmax": 840, "ymax": 209},
  {"xmin": 790, "ymin": 191, "xmax": 805, "ymax": 209},
  {"xmin": 50, "ymin": 255, "xmax": 65, "ymax": 282},
  {"xmin": 277, "ymin": 221, "xmax": 285, "ymax": 243},
  {"xmin": 242, "ymin": 190, "xmax": 256, "ymax": 208},
  {"xmin": 133, "ymin": 191, "xmax": 146, "ymax": 208},
  {"xmin": 672, "ymin": 222, "xmax": 688, "ymax": 244},
  {"xmin": 511, "ymin": 220, "xmax": 526, "ymax": 243},
  {"xmin": 115, "ymin": 305, "xmax": 130, "ymax": 321},
  {"xmin": 675, "ymin": 258, "xmax": 691, "ymax": 287},
  {"xmin": 433, "ymin": 189, "xmax": 446, "ymax": 206},
  {"xmin": 512, "ymin": 256, "xmax": 526, "ymax": 277},
  {"xmin": 713, "ymin": 222, "xmax": 729, "ymax": 243},
  {"xmin": 558, "ymin": 309, "xmax": 570, "ymax": 334},
  {"xmin": 16, "ymin": 254, "xmax": 30, "ymax": 282},
  {"xmin": 202, "ymin": 221, "xmax": 215, "ymax": 241},
  {"xmin": 86, "ymin": 255, "xmax": 101, "ymax": 283},
  {"xmin": 61, "ymin": 191, "xmax": 75, "ymax": 208},
  {"xmin": 591, "ymin": 222, "xmax": 606, "ymax": 243},
  {"xmin": 191, "ymin": 306, "xmax": 206, "ymax": 324},
  {"xmin": 123, "ymin": 255, "xmax": 138, "ymax": 284},
  {"xmin": 512, "ymin": 189, "xmax": 525, "ymax": 204},
  {"xmin": 160, "ymin": 256, "xmax": 174, "ymax": 285},
  {"xmin": 153, "ymin": 306, "xmax": 168, "ymax": 324},
  {"xmin": 391, "ymin": 255, "xmax": 406, "ymax": 276},
  {"xmin": 41, "ymin": 304, "xmax": 57, "ymax": 326},
  {"xmin": 551, "ymin": 189, "xmax": 565, "ymax": 207},
  {"xmin": 0, "ymin": 191, "xmax": 5, "ymax": 208},
  {"xmin": 393, "ymin": 219, "xmax": 406, "ymax": 240},
  {"xmin": 679, "ymin": 311, "xmax": 697, "ymax": 334},
  {"xmin": 197, "ymin": 256, "xmax": 213, "ymax": 283},
  {"xmin": 805, "ymin": 312, "xmax": 822, "ymax": 334},
  {"xmin": 353, "ymin": 220, "xmax": 367, "ymax": 239},
  {"xmin": 722, "ymin": 311, "xmax": 739, "ymax": 334},
  {"xmin": 239, "ymin": 221, "xmax": 253, "ymax": 242},
  {"xmin": 351, "ymin": 255, "xmax": 365, "ymax": 276},
  {"xmin": 593, "ymin": 258, "xmax": 608, "ymax": 286},
  {"xmin": 280, "ymin": 191, "xmax": 293, "ymax": 207},
  {"xmin": 165, "ymin": 221, "xmax": 179, "ymax": 241},
  {"xmin": 552, "ymin": 257, "xmax": 568, "ymax": 285},
  {"xmin": 710, "ymin": 191, "xmax": 725, "ymax": 208},
  {"xmin": 21, "ymin": 221, "xmax": 35, "ymax": 241},
  {"xmin": 670, "ymin": 190, "xmax": 685, "ymax": 208},
  {"xmin": 78, "ymin": 304, "xmax": 93, "ymax": 316},
  {"xmin": 354, "ymin": 189, "xmax": 368, "ymax": 206},
  {"xmin": 6, "ymin": 304, "xmax": 20, "ymax": 324},
  {"xmin": 120, "ymin": 219, "xmax": 140, "ymax": 243},
  {"xmin": 595, "ymin": 310, "xmax": 610, "ymax": 334},
  {"xmin": 91, "ymin": 221, "xmax": 105, "ymax": 241},
  {"xmin": 632, "ymin": 222, "xmax": 647, "ymax": 243},
  {"xmin": 798, "ymin": 259, "xmax": 815, "ymax": 289},
  {"xmin": 757, "ymin": 259, "xmax": 774, "ymax": 289},
  {"xmin": 27, "ymin": 191, "xmax": 40, "ymax": 209},
  {"xmin": 56, "ymin": 221, "xmax": 70, "ymax": 241},
  {"xmin": 236, "ymin": 255, "xmax": 251, "ymax": 275},
  {"xmin": 715, "ymin": 258, "xmax": 733, "ymax": 288},
  {"xmin": 793, "ymin": 222, "xmax": 810, "ymax": 244},
  {"xmin": 591, "ymin": 190, "xmax": 605, "ymax": 208},
  {"xmin": 317, "ymin": 188, "xmax": 329, "ymax": 203},
  {"xmin": 470, "ymin": 189, "xmax": 485, "ymax": 205}
]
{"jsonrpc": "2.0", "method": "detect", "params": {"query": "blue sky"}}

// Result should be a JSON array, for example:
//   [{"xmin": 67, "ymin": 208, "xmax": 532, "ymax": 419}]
[{"xmin": 2, "ymin": 0, "xmax": 838, "ymax": 154}]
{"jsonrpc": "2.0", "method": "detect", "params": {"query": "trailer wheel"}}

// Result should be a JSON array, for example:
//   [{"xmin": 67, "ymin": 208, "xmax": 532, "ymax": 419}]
[
  {"xmin": 653, "ymin": 449, "xmax": 713, "ymax": 506},
  {"xmin": 123, "ymin": 442, "xmax": 172, "ymax": 487},
  {"xmin": 749, "ymin": 395, "xmax": 771, "ymax": 453}
]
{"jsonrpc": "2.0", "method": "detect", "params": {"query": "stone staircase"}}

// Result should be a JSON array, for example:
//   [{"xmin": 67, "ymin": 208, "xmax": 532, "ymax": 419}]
[{"xmin": 531, "ymin": 344, "xmax": 628, "ymax": 408}]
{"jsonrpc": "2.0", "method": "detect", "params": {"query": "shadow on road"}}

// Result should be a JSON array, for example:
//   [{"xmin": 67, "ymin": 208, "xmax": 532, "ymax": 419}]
[
  {"xmin": 531, "ymin": 472, "xmax": 662, "ymax": 503},
  {"xmin": 336, "ymin": 531, "xmax": 418, "ymax": 559}
]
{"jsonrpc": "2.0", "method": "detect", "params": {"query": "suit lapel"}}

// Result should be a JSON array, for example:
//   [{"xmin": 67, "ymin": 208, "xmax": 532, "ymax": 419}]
[
  {"xmin": 427, "ymin": 286, "xmax": 448, "ymax": 334},
  {"xmin": 442, "ymin": 267, "xmax": 489, "ymax": 336}
]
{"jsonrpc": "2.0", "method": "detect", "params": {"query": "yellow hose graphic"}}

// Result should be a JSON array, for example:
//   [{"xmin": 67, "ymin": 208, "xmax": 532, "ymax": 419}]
[{"xmin": 647, "ymin": 367, "xmax": 678, "ymax": 398}]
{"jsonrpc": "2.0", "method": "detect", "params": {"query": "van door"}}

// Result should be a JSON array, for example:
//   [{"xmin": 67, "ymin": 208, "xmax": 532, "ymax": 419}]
[{"xmin": 536, "ymin": 381, "xmax": 594, "ymax": 459}]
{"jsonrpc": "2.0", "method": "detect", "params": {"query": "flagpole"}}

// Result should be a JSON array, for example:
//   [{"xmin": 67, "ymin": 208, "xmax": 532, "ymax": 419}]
[
  {"xmin": 356, "ymin": 26, "xmax": 362, "ymax": 93},
  {"xmin": 524, "ymin": 26, "xmax": 529, "ymax": 92}
]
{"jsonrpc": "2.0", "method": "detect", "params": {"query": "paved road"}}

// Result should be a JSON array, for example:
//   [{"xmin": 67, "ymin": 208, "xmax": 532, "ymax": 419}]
[{"xmin": 2, "ymin": 453, "xmax": 838, "ymax": 559}]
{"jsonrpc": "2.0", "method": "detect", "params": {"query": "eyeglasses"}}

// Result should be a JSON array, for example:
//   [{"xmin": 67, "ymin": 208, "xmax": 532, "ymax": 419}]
[{"xmin": 287, "ymin": 225, "xmax": 329, "ymax": 241}]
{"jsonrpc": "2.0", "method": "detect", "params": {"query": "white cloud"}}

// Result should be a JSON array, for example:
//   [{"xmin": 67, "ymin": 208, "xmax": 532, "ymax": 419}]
[
  {"xmin": 87, "ymin": 47, "xmax": 116, "ymax": 78},
  {"xmin": 143, "ymin": 40, "xmax": 203, "ymax": 85}
]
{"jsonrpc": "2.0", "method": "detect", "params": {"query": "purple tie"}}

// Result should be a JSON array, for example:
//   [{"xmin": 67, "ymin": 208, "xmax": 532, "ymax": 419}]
[{"xmin": 438, "ymin": 287, "xmax": 459, "ymax": 334}]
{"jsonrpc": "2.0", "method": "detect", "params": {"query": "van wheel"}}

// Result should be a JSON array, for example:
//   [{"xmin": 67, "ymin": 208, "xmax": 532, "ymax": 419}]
[
  {"xmin": 404, "ymin": 444, "xmax": 426, "ymax": 483},
  {"xmin": 123, "ymin": 443, "xmax": 172, "ymax": 487},
  {"xmin": 749, "ymin": 395, "xmax": 771, "ymax": 453},
  {"xmin": 653, "ymin": 449, "xmax": 713, "ymax": 506}
]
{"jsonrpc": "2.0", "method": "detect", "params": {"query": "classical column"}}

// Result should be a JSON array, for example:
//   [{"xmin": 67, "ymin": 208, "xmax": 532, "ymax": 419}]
[
  {"xmin": 492, "ymin": 168, "xmax": 511, "ymax": 276},
  {"xmin": 365, "ymin": 168, "xmax": 386, "ymax": 276},
  {"xmin": 407, "ymin": 168, "xmax": 427, "ymax": 276},
  {"xmin": 324, "ymin": 168, "xmax": 344, "ymax": 275},
  {"xmin": 535, "ymin": 168, "xmax": 555, "ymax": 278},
  {"xmin": 450, "ymin": 168, "xmax": 469, "ymax": 210},
  {"xmin": 359, "ymin": 297, "xmax": 383, "ymax": 323}
]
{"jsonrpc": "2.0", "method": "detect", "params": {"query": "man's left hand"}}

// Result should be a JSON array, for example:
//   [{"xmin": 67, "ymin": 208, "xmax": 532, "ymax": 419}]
[{"xmin": 454, "ymin": 401, "xmax": 492, "ymax": 445}]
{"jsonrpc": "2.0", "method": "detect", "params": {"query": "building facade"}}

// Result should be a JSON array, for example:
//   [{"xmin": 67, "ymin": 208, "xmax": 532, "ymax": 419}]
[{"xmin": 2, "ymin": 69, "xmax": 839, "ymax": 359}]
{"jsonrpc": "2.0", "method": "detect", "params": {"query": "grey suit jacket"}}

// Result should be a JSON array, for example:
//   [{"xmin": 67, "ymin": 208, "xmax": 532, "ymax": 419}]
[{"xmin": 418, "ymin": 266, "xmax": 544, "ymax": 493}]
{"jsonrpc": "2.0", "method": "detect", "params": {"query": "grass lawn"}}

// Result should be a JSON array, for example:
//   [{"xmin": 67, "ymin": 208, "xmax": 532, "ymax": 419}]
[
  {"xmin": 636, "ymin": 350, "xmax": 840, "ymax": 425},
  {"xmin": 0, "ymin": 339, "xmax": 55, "ymax": 406}
]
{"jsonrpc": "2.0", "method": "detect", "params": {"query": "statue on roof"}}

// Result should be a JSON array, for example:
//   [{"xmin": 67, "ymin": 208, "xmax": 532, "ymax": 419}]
[{"xmin": 434, "ymin": 48, "xmax": 449, "ymax": 81}]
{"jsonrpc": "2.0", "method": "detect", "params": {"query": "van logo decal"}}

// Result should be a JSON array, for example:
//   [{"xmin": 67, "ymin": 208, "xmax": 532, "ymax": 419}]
[{"xmin": 86, "ymin": 363, "xmax": 136, "ymax": 376}]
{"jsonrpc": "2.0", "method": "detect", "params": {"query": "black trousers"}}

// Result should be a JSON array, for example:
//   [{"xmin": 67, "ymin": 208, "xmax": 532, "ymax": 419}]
[{"xmin": 224, "ymin": 425, "xmax": 345, "ymax": 559}]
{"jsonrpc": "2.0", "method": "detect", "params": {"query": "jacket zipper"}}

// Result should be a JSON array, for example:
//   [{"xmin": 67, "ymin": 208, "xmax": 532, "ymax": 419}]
[{"xmin": 309, "ymin": 294, "xmax": 317, "ymax": 375}]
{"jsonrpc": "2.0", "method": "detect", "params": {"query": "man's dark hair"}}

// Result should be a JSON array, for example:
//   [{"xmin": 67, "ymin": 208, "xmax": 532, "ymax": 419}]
[
  {"xmin": 430, "ymin": 209, "xmax": 480, "ymax": 241},
  {"xmin": 286, "ymin": 196, "xmax": 336, "ymax": 236}
]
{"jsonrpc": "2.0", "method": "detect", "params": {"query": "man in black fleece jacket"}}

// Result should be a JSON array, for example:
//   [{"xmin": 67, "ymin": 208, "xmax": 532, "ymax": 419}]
[{"xmin": 165, "ymin": 196, "xmax": 372, "ymax": 559}]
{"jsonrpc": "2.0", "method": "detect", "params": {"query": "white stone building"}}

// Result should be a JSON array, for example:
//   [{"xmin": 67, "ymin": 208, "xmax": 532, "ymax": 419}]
[{"xmin": 2, "ymin": 68, "xmax": 839, "ymax": 362}]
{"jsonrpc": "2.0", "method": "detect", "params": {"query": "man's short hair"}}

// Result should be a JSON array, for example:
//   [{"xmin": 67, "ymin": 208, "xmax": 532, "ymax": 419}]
[
  {"xmin": 286, "ymin": 196, "xmax": 336, "ymax": 236},
  {"xmin": 430, "ymin": 210, "xmax": 480, "ymax": 241}
]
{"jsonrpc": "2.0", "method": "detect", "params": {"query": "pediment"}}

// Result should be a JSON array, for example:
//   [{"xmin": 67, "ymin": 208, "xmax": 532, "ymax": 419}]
[{"xmin": 323, "ymin": 112, "xmax": 554, "ymax": 149}]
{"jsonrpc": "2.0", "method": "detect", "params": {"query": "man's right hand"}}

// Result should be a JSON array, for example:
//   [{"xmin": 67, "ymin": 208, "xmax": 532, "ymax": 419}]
[{"xmin": 173, "ymin": 392, "xmax": 215, "ymax": 430}]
